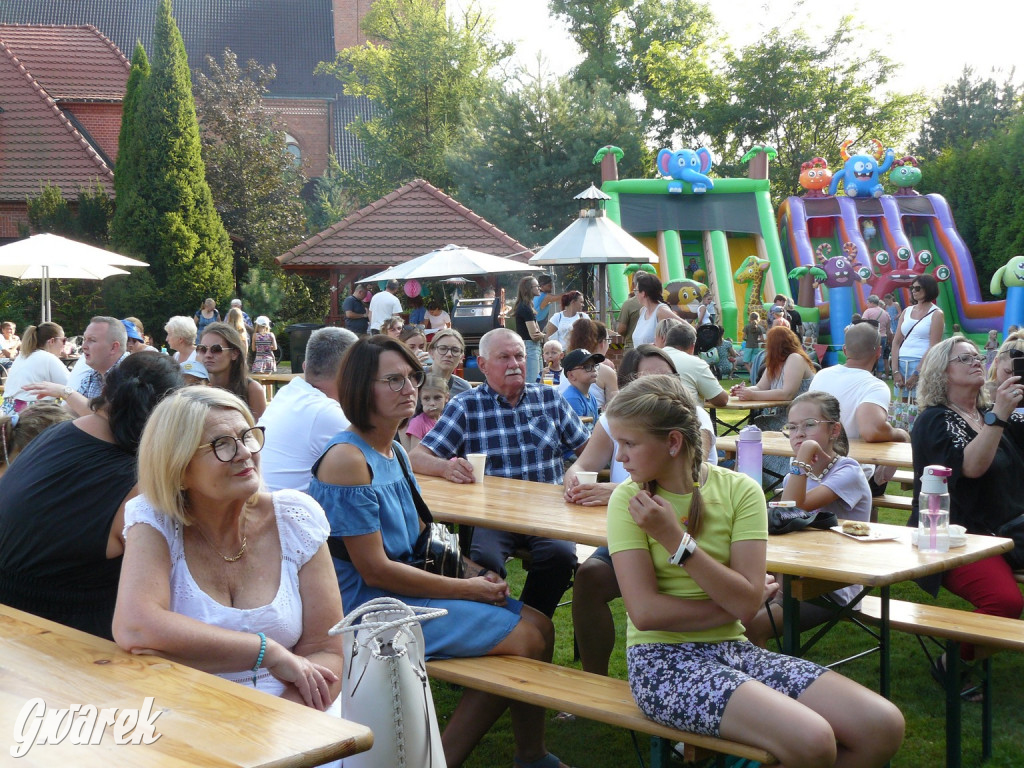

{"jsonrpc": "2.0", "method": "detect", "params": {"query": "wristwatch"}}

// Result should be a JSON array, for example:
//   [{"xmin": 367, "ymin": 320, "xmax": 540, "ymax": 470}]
[
  {"xmin": 983, "ymin": 411, "xmax": 1009, "ymax": 429},
  {"xmin": 668, "ymin": 533, "xmax": 698, "ymax": 567},
  {"xmin": 62, "ymin": 385, "xmax": 74, "ymax": 399}
]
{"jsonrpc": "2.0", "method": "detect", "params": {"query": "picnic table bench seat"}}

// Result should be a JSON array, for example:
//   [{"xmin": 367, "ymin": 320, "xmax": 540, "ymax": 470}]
[
  {"xmin": 857, "ymin": 595, "xmax": 1024, "ymax": 768},
  {"xmin": 426, "ymin": 655, "xmax": 778, "ymax": 767}
]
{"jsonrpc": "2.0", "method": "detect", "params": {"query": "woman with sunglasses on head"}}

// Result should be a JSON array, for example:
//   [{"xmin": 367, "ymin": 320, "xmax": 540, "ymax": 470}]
[
  {"xmin": 199, "ymin": 322, "xmax": 266, "ymax": 420},
  {"xmin": 891, "ymin": 274, "xmax": 943, "ymax": 397},
  {"xmin": 1, "ymin": 322, "xmax": 69, "ymax": 415},
  {"xmin": 113, "ymin": 387, "xmax": 344, "ymax": 720},
  {"xmin": 910, "ymin": 337, "xmax": 1024, "ymax": 690},
  {"xmin": 744, "ymin": 392, "xmax": 872, "ymax": 647},
  {"xmin": 605, "ymin": 374, "xmax": 903, "ymax": 767},
  {"xmin": 308, "ymin": 336, "xmax": 574, "ymax": 768}
]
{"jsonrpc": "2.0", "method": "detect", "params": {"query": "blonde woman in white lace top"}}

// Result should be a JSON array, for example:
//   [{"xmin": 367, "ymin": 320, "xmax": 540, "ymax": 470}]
[{"xmin": 113, "ymin": 386, "xmax": 344, "ymax": 714}]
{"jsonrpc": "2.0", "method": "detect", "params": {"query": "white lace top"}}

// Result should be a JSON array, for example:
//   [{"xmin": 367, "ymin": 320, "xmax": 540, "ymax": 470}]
[{"xmin": 123, "ymin": 489, "xmax": 330, "ymax": 692}]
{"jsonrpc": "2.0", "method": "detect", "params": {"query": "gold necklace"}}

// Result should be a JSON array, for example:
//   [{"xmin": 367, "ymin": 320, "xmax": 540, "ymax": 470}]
[
  {"xmin": 193, "ymin": 512, "xmax": 248, "ymax": 563},
  {"xmin": 950, "ymin": 403, "xmax": 982, "ymax": 428}
]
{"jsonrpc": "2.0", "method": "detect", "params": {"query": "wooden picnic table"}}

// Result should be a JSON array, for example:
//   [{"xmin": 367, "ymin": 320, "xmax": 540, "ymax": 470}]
[
  {"xmin": 419, "ymin": 473, "xmax": 1010, "ymax": 697},
  {"xmin": 717, "ymin": 433, "xmax": 913, "ymax": 470},
  {"xmin": 252, "ymin": 372, "xmax": 300, "ymax": 401},
  {"xmin": 0, "ymin": 604, "xmax": 373, "ymax": 766}
]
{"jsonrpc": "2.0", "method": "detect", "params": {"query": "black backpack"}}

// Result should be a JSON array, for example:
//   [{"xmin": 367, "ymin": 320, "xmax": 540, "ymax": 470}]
[{"xmin": 694, "ymin": 323, "xmax": 723, "ymax": 355}]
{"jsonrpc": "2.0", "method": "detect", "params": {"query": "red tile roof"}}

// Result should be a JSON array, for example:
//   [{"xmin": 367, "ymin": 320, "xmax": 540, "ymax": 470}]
[
  {"xmin": 278, "ymin": 179, "xmax": 532, "ymax": 270},
  {"xmin": 0, "ymin": 25, "xmax": 129, "ymax": 101},
  {"xmin": 0, "ymin": 25, "xmax": 125, "ymax": 201}
]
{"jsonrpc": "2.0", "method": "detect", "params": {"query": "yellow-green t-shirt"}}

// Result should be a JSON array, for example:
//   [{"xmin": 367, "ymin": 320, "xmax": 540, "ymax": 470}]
[{"xmin": 606, "ymin": 464, "xmax": 767, "ymax": 647}]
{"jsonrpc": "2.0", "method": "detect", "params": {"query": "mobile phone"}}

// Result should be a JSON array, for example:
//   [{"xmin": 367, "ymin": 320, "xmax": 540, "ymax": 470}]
[{"xmin": 1013, "ymin": 355, "xmax": 1024, "ymax": 380}]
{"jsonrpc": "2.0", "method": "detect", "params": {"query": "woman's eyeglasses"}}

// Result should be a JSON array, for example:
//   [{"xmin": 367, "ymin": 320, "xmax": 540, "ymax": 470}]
[
  {"xmin": 433, "ymin": 344, "xmax": 463, "ymax": 357},
  {"xmin": 949, "ymin": 353, "xmax": 985, "ymax": 366},
  {"xmin": 197, "ymin": 344, "xmax": 228, "ymax": 355},
  {"xmin": 781, "ymin": 419, "xmax": 835, "ymax": 437},
  {"xmin": 377, "ymin": 371, "xmax": 426, "ymax": 391},
  {"xmin": 910, "ymin": 285, "xmax": 923, "ymax": 292},
  {"xmin": 200, "ymin": 426, "xmax": 265, "ymax": 462}
]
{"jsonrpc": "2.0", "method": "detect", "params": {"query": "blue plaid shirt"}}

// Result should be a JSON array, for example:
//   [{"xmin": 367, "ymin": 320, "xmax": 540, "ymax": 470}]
[
  {"xmin": 77, "ymin": 352, "xmax": 128, "ymax": 399},
  {"xmin": 420, "ymin": 382, "xmax": 589, "ymax": 484}
]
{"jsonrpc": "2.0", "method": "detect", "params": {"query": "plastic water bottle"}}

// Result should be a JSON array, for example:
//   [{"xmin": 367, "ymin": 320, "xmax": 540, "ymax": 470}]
[
  {"xmin": 918, "ymin": 465, "xmax": 951, "ymax": 553},
  {"xmin": 736, "ymin": 424, "xmax": 763, "ymax": 487}
]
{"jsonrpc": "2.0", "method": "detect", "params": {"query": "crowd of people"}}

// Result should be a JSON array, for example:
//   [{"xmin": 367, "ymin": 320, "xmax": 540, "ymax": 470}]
[{"xmin": 4, "ymin": 272, "xmax": 1024, "ymax": 768}]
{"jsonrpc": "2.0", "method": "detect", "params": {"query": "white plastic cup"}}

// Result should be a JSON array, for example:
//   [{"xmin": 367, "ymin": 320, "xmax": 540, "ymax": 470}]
[
  {"xmin": 467, "ymin": 453, "xmax": 487, "ymax": 482},
  {"xmin": 576, "ymin": 470, "xmax": 598, "ymax": 485}
]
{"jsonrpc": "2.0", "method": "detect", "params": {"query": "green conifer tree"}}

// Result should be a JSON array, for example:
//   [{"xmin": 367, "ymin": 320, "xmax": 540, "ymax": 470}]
[{"xmin": 108, "ymin": 0, "xmax": 232, "ymax": 329}]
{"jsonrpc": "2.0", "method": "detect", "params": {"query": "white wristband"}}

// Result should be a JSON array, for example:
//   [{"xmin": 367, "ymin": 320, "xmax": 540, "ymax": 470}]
[{"xmin": 668, "ymin": 532, "xmax": 697, "ymax": 566}]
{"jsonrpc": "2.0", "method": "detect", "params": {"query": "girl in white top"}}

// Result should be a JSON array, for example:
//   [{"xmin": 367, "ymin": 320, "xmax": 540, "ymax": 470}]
[
  {"xmin": 696, "ymin": 293, "xmax": 718, "ymax": 326},
  {"xmin": 544, "ymin": 290, "xmax": 588, "ymax": 348},
  {"xmin": 1, "ymin": 322, "xmax": 68, "ymax": 414},
  {"xmin": 630, "ymin": 273, "xmax": 678, "ymax": 346}
]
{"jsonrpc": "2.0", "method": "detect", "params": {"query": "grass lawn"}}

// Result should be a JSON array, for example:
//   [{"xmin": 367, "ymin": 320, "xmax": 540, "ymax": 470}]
[{"xmin": 430, "ymin": 382, "xmax": 1024, "ymax": 767}]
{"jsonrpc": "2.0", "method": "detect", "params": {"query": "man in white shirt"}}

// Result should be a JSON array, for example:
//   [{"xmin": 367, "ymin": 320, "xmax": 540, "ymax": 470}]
[
  {"xmin": 257, "ymin": 327, "xmax": 358, "ymax": 492},
  {"xmin": 809, "ymin": 321, "xmax": 909, "ymax": 487},
  {"xmin": 658, "ymin": 322, "xmax": 729, "ymax": 407},
  {"xmin": 368, "ymin": 279, "xmax": 403, "ymax": 333}
]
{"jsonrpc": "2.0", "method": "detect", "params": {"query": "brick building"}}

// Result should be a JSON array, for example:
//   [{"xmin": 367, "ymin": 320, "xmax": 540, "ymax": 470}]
[
  {"xmin": 0, "ymin": 25, "xmax": 127, "ymax": 238},
  {"xmin": 0, "ymin": 0, "xmax": 374, "ymax": 177}
]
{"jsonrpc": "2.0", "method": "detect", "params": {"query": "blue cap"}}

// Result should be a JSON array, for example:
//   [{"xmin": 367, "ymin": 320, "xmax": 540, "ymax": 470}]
[
  {"xmin": 180, "ymin": 359, "xmax": 209, "ymax": 380},
  {"xmin": 121, "ymin": 319, "xmax": 144, "ymax": 342}
]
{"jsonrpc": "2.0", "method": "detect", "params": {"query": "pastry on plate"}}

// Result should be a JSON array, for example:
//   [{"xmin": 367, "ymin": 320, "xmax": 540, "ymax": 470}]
[{"xmin": 841, "ymin": 520, "xmax": 871, "ymax": 537}]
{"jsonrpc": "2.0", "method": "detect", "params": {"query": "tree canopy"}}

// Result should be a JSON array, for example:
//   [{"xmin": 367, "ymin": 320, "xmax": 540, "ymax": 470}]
[
  {"xmin": 448, "ymin": 74, "xmax": 649, "ymax": 246},
  {"xmin": 318, "ymin": 0, "xmax": 510, "ymax": 203},
  {"xmin": 697, "ymin": 18, "xmax": 926, "ymax": 201},
  {"xmin": 195, "ymin": 49, "xmax": 307, "ymax": 289}
]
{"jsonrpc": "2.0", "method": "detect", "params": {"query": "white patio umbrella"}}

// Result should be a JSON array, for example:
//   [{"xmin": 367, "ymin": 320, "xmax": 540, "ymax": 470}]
[
  {"xmin": 530, "ymin": 185, "xmax": 658, "ymax": 323},
  {"xmin": 361, "ymin": 244, "xmax": 541, "ymax": 283},
  {"xmin": 0, "ymin": 233, "xmax": 149, "ymax": 322}
]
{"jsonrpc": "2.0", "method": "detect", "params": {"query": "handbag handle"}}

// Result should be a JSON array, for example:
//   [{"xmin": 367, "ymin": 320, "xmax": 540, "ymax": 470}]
[{"xmin": 330, "ymin": 597, "xmax": 448, "ymax": 640}]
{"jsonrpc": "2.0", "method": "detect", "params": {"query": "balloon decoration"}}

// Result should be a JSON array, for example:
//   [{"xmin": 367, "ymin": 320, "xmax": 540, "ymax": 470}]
[{"xmin": 404, "ymin": 279, "xmax": 422, "ymax": 298}]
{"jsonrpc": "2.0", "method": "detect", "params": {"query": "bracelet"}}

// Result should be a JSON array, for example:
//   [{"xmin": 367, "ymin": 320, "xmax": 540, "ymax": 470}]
[
  {"xmin": 251, "ymin": 632, "xmax": 267, "ymax": 686},
  {"xmin": 791, "ymin": 460, "xmax": 813, "ymax": 475}
]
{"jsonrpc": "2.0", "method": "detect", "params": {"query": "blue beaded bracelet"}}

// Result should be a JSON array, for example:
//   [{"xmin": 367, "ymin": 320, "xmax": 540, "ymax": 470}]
[{"xmin": 251, "ymin": 632, "xmax": 267, "ymax": 686}]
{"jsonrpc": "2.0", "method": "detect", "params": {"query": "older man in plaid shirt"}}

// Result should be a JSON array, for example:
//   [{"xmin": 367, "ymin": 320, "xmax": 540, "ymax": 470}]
[{"xmin": 412, "ymin": 328, "xmax": 589, "ymax": 617}]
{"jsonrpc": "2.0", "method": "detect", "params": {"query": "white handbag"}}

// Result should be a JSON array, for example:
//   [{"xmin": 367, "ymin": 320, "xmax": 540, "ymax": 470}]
[{"xmin": 331, "ymin": 598, "xmax": 448, "ymax": 768}]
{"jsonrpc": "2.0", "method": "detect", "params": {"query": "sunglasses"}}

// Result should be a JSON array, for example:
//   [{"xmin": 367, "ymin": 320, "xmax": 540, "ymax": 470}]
[
  {"xmin": 197, "ymin": 344, "xmax": 229, "ymax": 355},
  {"xmin": 910, "ymin": 285, "xmax": 923, "ymax": 292}
]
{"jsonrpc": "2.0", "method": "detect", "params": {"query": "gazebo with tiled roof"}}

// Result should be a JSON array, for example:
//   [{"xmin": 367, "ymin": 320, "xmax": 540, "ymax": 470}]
[{"xmin": 278, "ymin": 178, "xmax": 533, "ymax": 324}]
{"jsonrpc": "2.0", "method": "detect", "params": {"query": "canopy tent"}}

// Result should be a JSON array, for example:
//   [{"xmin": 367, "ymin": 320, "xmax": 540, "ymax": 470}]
[
  {"xmin": 530, "ymin": 185, "xmax": 658, "ymax": 323},
  {"xmin": 0, "ymin": 234, "xmax": 149, "ymax": 322},
  {"xmin": 361, "ymin": 243, "xmax": 541, "ymax": 283}
]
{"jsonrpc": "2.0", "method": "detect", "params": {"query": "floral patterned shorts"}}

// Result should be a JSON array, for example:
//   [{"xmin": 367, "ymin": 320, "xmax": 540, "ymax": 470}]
[{"xmin": 626, "ymin": 641, "xmax": 827, "ymax": 737}]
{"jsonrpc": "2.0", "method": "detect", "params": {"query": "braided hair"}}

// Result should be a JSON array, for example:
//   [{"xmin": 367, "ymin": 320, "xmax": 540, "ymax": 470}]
[{"xmin": 605, "ymin": 374, "xmax": 707, "ymax": 538}]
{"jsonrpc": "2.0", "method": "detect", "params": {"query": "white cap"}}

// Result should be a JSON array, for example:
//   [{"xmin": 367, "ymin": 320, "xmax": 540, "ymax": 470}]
[{"xmin": 921, "ymin": 465, "xmax": 951, "ymax": 494}]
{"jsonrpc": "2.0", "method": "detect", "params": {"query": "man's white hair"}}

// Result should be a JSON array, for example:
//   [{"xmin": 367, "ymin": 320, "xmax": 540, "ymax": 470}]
[
  {"xmin": 478, "ymin": 327, "xmax": 522, "ymax": 359},
  {"xmin": 230, "ymin": 298, "xmax": 242, "ymax": 307}
]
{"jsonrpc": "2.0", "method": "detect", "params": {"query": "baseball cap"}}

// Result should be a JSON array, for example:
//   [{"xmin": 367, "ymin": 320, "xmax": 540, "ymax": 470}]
[
  {"xmin": 255, "ymin": 315, "xmax": 271, "ymax": 327},
  {"xmin": 563, "ymin": 348, "xmax": 605, "ymax": 372},
  {"xmin": 180, "ymin": 359, "xmax": 210, "ymax": 380},
  {"xmin": 768, "ymin": 305, "xmax": 784, "ymax": 315},
  {"xmin": 120, "ymin": 319, "xmax": 144, "ymax": 342}
]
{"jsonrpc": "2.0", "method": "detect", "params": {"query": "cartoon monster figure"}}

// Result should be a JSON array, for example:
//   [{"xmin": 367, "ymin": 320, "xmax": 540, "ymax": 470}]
[
  {"xmin": 799, "ymin": 157, "xmax": 833, "ymax": 198},
  {"xmin": 656, "ymin": 147, "xmax": 714, "ymax": 194},
  {"xmin": 862, "ymin": 245, "xmax": 949, "ymax": 299},
  {"xmin": 664, "ymin": 280, "xmax": 708, "ymax": 319},
  {"xmin": 990, "ymin": 254, "xmax": 1024, "ymax": 337},
  {"xmin": 889, "ymin": 156, "xmax": 922, "ymax": 196},
  {"xmin": 789, "ymin": 243, "xmax": 870, "ymax": 361},
  {"xmin": 828, "ymin": 139, "xmax": 896, "ymax": 198}
]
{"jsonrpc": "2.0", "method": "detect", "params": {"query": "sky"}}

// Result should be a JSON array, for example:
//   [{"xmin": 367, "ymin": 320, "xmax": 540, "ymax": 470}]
[{"xmin": 449, "ymin": 0, "xmax": 1022, "ymax": 98}]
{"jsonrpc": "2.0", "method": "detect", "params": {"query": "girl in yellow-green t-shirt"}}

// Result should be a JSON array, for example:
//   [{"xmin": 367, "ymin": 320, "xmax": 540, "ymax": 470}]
[{"xmin": 604, "ymin": 375, "xmax": 904, "ymax": 767}]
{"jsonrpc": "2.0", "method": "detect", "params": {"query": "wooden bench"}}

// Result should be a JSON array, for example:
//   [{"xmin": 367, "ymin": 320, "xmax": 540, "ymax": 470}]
[
  {"xmin": 858, "ymin": 595, "xmax": 1024, "ymax": 768},
  {"xmin": 426, "ymin": 655, "xmax": 778, "ymax": 767},
  {"xmin": 892, "ymin": 469, "xmax": 914, "ymax": 489},
  {"xmin": 871, "ymin": 493, "xmax": 913, "ymax": 512}
]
